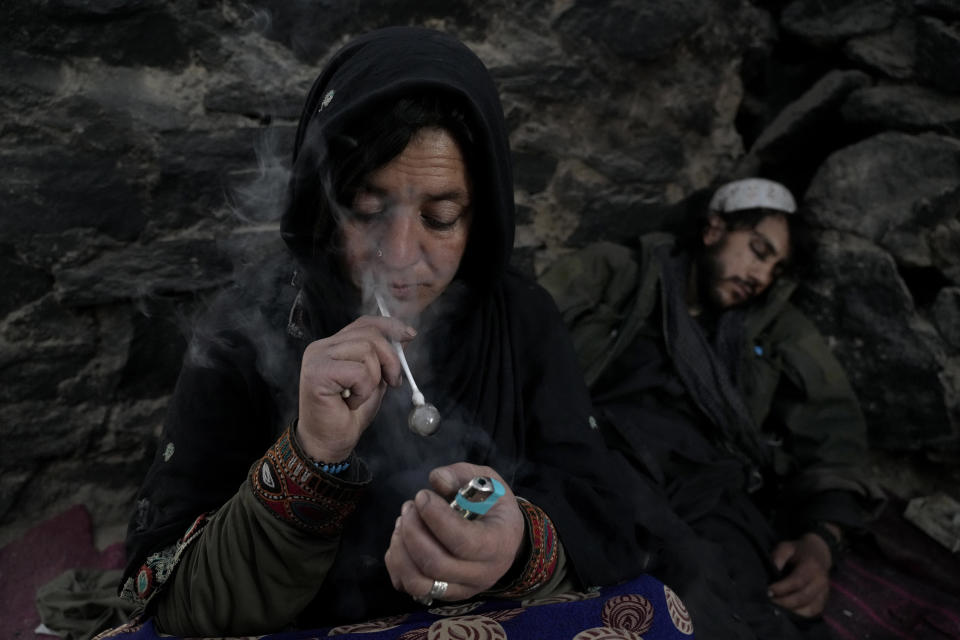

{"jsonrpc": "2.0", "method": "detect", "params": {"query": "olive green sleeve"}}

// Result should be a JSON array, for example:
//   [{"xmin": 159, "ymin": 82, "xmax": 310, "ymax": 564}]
[
  {"xmin": 538, "ymin": 242, "xmax": 641, "ymax": 383},
  {"xmin": 538, "ymin": 242, "xmax": 639, "ymax": 324},
  {"xmin": 152, "ymin": 424, "xmax": 371, "ymax": 637},
  {"xmin": 767, "ymin": 307, "xmax": 884, "ymax": 528},
  {"xmin": 154, "ymin": 480, "xmax": 342, "ymax": 636}
]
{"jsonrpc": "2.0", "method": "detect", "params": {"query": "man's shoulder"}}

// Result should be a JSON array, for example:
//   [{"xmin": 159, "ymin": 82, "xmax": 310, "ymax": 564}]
[
  {"xmin": 743, "ymin": 277, "xmax": 807, "ymax": 335},
  {"xmin": 637, "ymin": 231, "xmax": 677, "ymax": 251},
  {"xmin": 543, "ymin": 233, "xmax": 675, "ymax": 281},
  {"xmin": 750, "ymin": 297, "xmax": 847, "ymax": 378},
  {"xmin": 755, "ymin": 295, "xmax": 821, "ymax": 341}
]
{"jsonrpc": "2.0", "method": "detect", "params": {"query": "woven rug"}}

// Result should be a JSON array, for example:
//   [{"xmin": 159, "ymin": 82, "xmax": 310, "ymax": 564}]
[
  {"xmin": 823, "ymin": 498, "xmax": 960, "ymax": 640},
  {"xmin": 0, "ymin": 505, "xmax": 124, "ymax": 639}
]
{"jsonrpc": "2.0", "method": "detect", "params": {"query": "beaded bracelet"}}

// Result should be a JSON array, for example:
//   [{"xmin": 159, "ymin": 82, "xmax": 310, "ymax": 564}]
[
  {"xmin": 291, "ymin": 419, "xmax": 351, "ymax": 475},
  {"xmin": 315, "ymin": 459, "xmax": 351, "ymax": 474}
]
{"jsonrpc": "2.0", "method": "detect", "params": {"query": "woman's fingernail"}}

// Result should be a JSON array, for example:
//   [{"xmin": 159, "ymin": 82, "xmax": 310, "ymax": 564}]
[
  {"xmin": 405, "ymin": 326, "xmax": 417, "ymax": 338},
  {"xmin": 434, "ymin": 468, "xmax": 457, "ymax": 489},
  {"xmin": 402, "ymin": 501, "xmax": 412, "ymax": 515},
  {"xmin": 416, "ymin": 490, "xmax": 429, "ymax": 508}
]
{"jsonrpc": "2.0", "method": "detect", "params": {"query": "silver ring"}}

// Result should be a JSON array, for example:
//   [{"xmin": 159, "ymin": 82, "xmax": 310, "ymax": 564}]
[
  {"xmin": 429, "ymin": 579, "xmax": 448, "ymax": 600},
  {"xmin": 414, "ymin": 579, "xmax": 448, "ymax": 606}
]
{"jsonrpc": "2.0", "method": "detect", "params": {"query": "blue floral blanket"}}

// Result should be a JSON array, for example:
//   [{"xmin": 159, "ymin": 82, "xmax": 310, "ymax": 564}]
[{"xmin": 93, "ymin": 575, "xmax": 695, "ymax": 639}]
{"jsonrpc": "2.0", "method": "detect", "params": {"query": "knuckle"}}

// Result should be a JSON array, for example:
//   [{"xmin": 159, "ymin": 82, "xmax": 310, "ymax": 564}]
[
  {"xmin": 358, "ymin": 339, "xmax": 376, "ymax": 358},
  {"xmin": 364, "ymin": 352, "xmax": 383, "ymax": 376},
  {"xmin": 418, "ymin": 554, "xmax": 441, "ymax": 578},
  {"xmin": 448, "ymin": 533, "xmax": 481, "ymax": 560}
]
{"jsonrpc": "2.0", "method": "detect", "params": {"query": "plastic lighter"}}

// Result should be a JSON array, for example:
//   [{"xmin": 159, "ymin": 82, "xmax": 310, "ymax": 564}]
[{"xmin": 450, "ymin": 476, "xmax": 505, "ymax": 520}]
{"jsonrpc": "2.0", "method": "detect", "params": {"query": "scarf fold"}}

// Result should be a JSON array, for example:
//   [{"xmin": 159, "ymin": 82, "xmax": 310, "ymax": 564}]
[{"xmin": 656, "ymin": 247, "xmax": 770, "ymax": 486}]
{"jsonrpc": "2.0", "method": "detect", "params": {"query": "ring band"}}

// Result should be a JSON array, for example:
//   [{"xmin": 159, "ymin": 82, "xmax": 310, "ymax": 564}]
[
  {"xmin": 429, "ymin": 579, "xmax": 449, "ymax": 600},
  {"xmin": 413, "ymin": 579, "xmax": 448, "ymax": 606}
]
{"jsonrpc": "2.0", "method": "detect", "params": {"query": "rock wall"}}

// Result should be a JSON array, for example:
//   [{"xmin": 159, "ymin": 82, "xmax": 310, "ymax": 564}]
[{"xmin": 2, "ymin": 0, "xmax": 958, "ymax": 544}]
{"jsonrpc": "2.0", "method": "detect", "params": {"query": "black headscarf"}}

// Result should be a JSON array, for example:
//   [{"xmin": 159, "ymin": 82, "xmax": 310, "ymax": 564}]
[
  {"xmin": 126, "ymin": 27, "xmax": 649, "ymax": 627},
  {"xmin": 283, "ymin": 26, "xmax": 514, "ymax": 312}
]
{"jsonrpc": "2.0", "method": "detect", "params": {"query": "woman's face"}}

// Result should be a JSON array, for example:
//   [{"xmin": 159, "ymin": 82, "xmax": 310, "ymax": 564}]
[{"xmin": 340, "ymin": 127, "xmax": 473, "ymax": 319}]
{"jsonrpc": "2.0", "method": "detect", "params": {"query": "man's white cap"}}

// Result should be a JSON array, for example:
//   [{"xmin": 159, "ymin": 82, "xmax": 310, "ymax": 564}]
[{"xmin": 708, "ymin": 178, "xmax": 797, "ymax": 215}]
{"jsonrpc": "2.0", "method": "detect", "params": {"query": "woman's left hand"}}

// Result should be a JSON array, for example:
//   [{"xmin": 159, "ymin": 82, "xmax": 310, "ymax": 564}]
[{"xmin": 384, "ymin": 462, "xmax": 525, "ymax": 603}]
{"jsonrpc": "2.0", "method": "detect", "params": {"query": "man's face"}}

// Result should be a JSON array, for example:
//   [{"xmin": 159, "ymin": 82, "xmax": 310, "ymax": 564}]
[
  {"xmin": 699, "ymin": 212, "xmax": 790, "ymax": 309},
  {"xmin": 340, "ymin": 126, "xmax": 473, "ymax": 320}
]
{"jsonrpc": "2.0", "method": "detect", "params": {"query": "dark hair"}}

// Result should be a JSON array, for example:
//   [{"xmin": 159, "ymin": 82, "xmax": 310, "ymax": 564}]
[
  {"xmin": 722, "ymin": 208, "xmax": 812, "ymax": 276},
  {"xmin": 302, "ymin": 92, "xmax": 484, "ymax": 286},
  {"xmin": 330, "ymin": 93, "xmax": 478, "ymax": 207},
  {"xmin": 676, "ymin": 197, "xmax": 812, "ymax": 277}
]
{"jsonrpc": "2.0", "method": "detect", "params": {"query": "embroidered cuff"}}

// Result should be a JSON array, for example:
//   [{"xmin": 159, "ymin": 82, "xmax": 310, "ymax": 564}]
[
  {"xmin": 492, "ymin": 498, "xmax": 560, "ymax": 599},
  {"xmin": 121, "ymin": 512, "xmax": 211, "ymax": 607},
  {"xmin": 250, "ymin": 423, "xmax": 369, "ymax": 537}
]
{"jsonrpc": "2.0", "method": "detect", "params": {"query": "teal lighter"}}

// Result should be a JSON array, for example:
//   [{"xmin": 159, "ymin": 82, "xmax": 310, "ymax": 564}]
[{"xmin": 450, "ymin": 476, "xmax": 505, "ymax": 520}]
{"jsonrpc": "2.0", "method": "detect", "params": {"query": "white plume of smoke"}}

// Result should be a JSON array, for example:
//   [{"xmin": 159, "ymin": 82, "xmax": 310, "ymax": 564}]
[{"xmin": 227, "ymin": 127, "xmax": 291, "ymax": 226}]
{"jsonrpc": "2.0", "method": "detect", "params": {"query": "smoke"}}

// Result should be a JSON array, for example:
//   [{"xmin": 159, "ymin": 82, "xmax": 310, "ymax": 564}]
[
  {"xmin": 225, "ymin": 126, "xmax": 291, "ymax": 226},
  {"xmin": 361, "ymin": 387, "xmax": 502, "ymax": 500},
  {"xmin": 246, "ymin": 5, "xmax": 273, "ymax": 35},
  {"xmin": 224, "ymin": 2, "xmax": 273, "ymax": 38}
]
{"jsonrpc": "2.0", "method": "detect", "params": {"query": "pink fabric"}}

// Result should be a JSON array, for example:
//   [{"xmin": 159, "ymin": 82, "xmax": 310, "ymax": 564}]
[
  {"xmin": 822, "ymin": 498, "xmax": 960, "ymax": 640},
  {"xmin": 0, "ymin": 505, "xmax": 125, "ymax": 639}
]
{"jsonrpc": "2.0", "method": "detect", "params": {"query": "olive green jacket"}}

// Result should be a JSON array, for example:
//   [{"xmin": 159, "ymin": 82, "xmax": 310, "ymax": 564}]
[{"xmin": 539, "ymin": 234, "xmax": 882, "ymax": 530}]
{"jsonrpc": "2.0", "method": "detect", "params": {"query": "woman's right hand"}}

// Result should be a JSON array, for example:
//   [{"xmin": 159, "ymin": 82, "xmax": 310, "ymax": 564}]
[{"xmin": 297, "ymin": 316, "xmax": 416, "ymax": 463}]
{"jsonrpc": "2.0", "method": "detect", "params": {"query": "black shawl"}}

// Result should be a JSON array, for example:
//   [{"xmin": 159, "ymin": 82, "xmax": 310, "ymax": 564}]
[{"xmin": 125, "ymin": 27, "xmax": 648, "ymax": 627}]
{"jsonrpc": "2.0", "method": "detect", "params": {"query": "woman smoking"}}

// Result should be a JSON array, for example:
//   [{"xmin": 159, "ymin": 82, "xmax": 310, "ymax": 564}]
[{"xmin": 120, "ymin": 27, "xmax": 670, "ymax": 637}]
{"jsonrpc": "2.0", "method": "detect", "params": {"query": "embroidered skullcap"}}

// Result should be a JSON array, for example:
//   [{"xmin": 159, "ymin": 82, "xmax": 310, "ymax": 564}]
[{"xmin": 708, "ymin": 178, "xmax": 796, "ymax": 215}]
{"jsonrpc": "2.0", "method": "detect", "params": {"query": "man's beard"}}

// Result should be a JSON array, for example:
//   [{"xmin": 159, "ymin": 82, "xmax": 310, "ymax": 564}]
[
  {"xmin": 696, "ymin": 244, "xmax": 759, "ymax": 313},
  {"xmin": 695, "ymin": 244, "xmax": 727, "ymax": 312}
]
